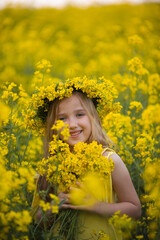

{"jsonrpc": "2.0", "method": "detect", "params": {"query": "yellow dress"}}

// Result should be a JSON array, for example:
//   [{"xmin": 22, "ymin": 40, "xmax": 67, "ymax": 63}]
[{"xmin": 31, "ymin": 148, "xmax": 122, "ymax": 240}]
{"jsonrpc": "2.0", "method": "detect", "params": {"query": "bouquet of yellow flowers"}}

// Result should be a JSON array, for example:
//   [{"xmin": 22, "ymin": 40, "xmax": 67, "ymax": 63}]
[
  {"xmin": 37, "ymin": 120, "xmax": 114, "ymax": 239},
  {"xmin": 37, "ymin": 121, "xmax": 114, "ymax": 192}
]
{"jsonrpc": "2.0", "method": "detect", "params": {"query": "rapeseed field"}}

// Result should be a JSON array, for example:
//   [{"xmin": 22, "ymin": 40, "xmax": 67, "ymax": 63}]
[{"xmin": 0, "ymin": 3, "xmax": 159, "ymax": 240}]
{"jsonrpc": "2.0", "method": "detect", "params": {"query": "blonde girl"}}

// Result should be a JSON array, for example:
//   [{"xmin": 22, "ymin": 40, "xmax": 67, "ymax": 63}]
[{"xmin": 30, "ymin": 78, "xmax": 141, "ymax": 239}]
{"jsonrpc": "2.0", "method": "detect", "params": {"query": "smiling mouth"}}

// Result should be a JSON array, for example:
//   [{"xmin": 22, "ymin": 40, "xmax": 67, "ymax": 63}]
[{"xmin": 70, "ymin": 130, "xmax": 82, "ymax": 138}]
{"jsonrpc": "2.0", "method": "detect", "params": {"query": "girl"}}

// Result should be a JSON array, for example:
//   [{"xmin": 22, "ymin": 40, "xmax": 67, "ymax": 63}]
[{"xmin": 30, "ymin": 78, "xmax": 141, "ymax": 239}]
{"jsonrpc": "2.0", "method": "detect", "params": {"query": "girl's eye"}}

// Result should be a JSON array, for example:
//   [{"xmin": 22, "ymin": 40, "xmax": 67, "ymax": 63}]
[
  {"xmin": 76, "ymin": 113, "xmax": 85, "ymax": 117},
  {"xmin": 59, "ymin": 117, "xmax": 66, "ymax": 121}
]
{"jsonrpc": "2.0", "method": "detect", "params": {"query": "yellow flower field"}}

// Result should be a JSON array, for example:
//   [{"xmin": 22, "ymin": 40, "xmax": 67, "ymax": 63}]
[{"xmin": 0, "ymin": 3, "xmax": 160, "ymax": 240}]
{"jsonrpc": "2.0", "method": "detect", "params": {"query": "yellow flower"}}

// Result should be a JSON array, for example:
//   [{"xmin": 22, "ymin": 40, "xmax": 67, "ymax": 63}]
[
  {"xmin": 103, "ymin": 112, "xmax": 133, "ymax": 164},
  {"xmin": 83, "ymin": 173, "xmax": 106, "ymax": 201},
  {"xmin": 26, "ymin": 76, "xmax": 120, "ymax": 134},
  {"xmin": 50, "ymin": 193, "xmax": 60, "ymax": 204},
  {"xmin": 109, "ymin": 211, "xmax": 134, "ymax": 238},
  {"xmin": 70, "ymin": 173, "xmax": 107, "ymax": 206},
  {"xmin": 141, "ymin": 104, "xmax": 160, "ymax": 130},
  {"xmin": 36, "ymin": 59, "xmax": 52, "ymax": 70},
  {"xmin": 60, "ymin": 124, "xmax": 70, "ymax": 141},
  {"xmin": 0, "ymin": 101, "xmax": 10, "ymax": 125},
  {"xmin": 128, "ymin": 57, "xmax": 149, "ymax": 76},
  {"xmin": 70, "ymin": 187, "xmax": 87, "ymax": 206},
  {"xmin": 129, "ymin": 101, "xmax": 143, "ymax": 113},
  {"xmin": 128, "ymin": 34, "xmax": 143, "ymax": 47},
  {"xmin": 51, "ymin": 120, "xmax": 70, "ymax": 140},
  {"xmin": 51, "ymin": 205, "xmax": 59, "ymax": 214},
  {"xmin": 37, "ymin": 140, "xmax": 114, "ymax": 192},
  {"xmin": 136, "ymin": 235, "xmax": 144, "ymax": 239},
  {"xmin": 0, "ymin": 163, "xmax": 13, "ymax": 200},
  {"xmin": 39, "ymin": 200, "xmax": 51, "ymax": 211},
  {"xmin": 15, "ymin": 210, "xmax": 32, "ymax": 232}
]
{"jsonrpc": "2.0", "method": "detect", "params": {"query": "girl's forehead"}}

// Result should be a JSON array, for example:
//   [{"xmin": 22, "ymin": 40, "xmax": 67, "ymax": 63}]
[{"xmin": 58, "ymin": 95, "xmax": 84, "ymax": 112}]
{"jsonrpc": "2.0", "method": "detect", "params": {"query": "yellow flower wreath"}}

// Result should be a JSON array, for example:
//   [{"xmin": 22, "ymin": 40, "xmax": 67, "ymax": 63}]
[{"xmin": 26, "ymin": 76, "xmax": 121, "ymax": 135}]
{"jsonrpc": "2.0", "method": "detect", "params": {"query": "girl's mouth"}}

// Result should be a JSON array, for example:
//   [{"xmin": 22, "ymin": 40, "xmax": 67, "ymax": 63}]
[{"xmin": 70, "ymin": 130, "xmax": 82, "ymax": 138}]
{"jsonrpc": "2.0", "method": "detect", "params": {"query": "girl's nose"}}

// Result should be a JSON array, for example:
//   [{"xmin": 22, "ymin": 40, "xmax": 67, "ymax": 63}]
[{"xmin": 68, "ymin": 117, "xmax": 77, "ymax": 129}]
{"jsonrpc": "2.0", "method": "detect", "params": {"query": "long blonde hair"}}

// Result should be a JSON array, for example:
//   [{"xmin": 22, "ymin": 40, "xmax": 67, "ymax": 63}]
[{"xmin": 44, "ymin": 91, "xmax": 111, "ymax": 157}]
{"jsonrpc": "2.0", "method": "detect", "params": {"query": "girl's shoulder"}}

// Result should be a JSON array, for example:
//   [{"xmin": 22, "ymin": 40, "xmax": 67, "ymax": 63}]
[
  {"xmin": 102, "ymin": 147, "xmax": 115, "ymax": 159},
  {"xmin": 102, "ymin": 148, "xmax": 126, "ymax": 168},
  {"xmin": 102, "ymin": 148, "xmax": 123, "ymax": 166}
]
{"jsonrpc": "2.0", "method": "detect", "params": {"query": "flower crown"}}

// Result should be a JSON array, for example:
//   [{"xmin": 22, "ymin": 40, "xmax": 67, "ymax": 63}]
[{"xmin": 26, "ymin": 76, "xmax": 120, "ymax": 135}]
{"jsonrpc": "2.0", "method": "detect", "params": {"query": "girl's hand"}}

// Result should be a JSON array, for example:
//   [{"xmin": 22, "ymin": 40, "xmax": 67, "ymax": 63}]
[
  {"xmin": 58, "ymin": 182, "xmax": 100, "ymax": 212},
  {"xmin": 58, "ymin": 191, "xmax": 70, "ymax": 207}
]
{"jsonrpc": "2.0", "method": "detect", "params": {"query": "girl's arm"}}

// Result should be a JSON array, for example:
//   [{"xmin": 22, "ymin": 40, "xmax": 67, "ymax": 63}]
[
  {"xmin": 106, "ymin": 152, "xmax": 141, "ymax": 219},
  {"xmin": 87, "ymin": 152, "xmax": 141, "ymax": 219},
  {"xmin": 60, "ymin": 153, "xmax": 141, "ymax": 219}
]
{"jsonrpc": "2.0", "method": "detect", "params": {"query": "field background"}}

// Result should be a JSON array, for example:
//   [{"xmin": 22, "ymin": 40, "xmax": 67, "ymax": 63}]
[{"xmin": 0, "ymin": 3, "xmax": 160, "ymax": 240}]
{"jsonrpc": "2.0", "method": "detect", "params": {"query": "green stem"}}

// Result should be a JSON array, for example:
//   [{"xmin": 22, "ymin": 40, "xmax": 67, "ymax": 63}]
[{"xmin": 20, "ymin": 132, "xmax": 32, "ymax": 164}]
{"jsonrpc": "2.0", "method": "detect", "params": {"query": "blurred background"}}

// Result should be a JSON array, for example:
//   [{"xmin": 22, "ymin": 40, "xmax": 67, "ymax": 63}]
[
  {"xmin": 0, "ymin": 0, "xmax": 160, "ymax": 239},
  {"xmin": 0, "ymin": 0, "xmax": 160, "ymax": 90},
  {"xmin": 0, "ymin": 0, "xmax": 160, "ymax": 8}
]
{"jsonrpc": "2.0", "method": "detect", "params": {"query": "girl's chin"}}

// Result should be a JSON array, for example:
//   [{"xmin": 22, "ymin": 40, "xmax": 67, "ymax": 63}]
[{"xmin": 67, "ymin": 139, "xmax": 82, "ymax": 147}]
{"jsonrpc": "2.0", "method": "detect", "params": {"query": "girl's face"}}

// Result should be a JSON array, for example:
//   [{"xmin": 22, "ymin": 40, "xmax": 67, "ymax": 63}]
[{"xmin": 57, "ymin": 94, "xmax": 92, "ymax": 147}]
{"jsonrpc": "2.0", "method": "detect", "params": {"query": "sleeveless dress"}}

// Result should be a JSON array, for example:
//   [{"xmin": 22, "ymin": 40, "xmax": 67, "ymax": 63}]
[{"xmin": 31, "ymin": 148, "xmax": 122, "ymax": 240}]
